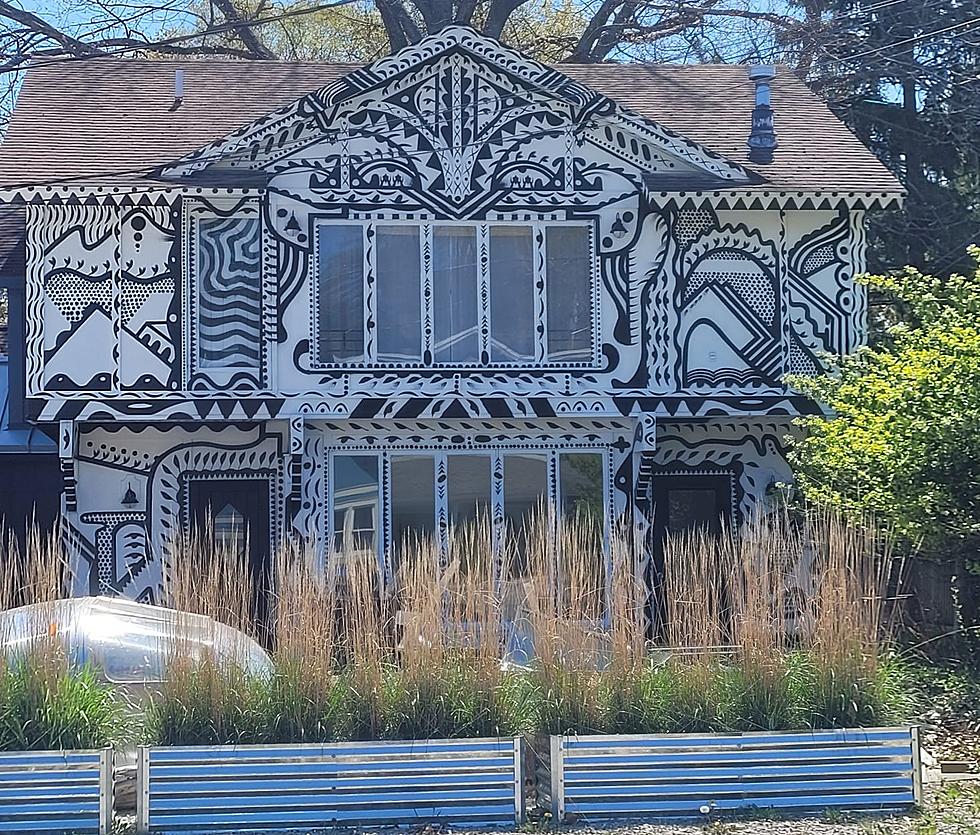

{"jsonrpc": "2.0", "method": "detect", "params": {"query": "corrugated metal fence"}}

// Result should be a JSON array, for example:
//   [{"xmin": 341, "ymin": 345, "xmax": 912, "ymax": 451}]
[
  {"xmin": 0, "ymin": 748, "xmax": 112, "ymax": 834},
  {"xmin": 549, "ymin": 727, "xmax": 921, "ymax": 821},
  {"xmin": 137, "ymin": 737, "xmax": 525, "ymax": 833}
]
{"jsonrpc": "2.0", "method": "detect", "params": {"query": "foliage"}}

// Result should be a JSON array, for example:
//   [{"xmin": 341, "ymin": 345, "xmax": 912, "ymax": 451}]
[
  {"xmin": 149, "ymin": 509, "xmax": 909, "ymax": 744},
  {"xmin": 782, "ymin": 0, "xmax": 980, "ymax": 277},
  {"xmin": 789, "ymin": 249, "xmax": 980, "ymax": 552},
  {"xmin": 0, "ymin": 654, "xmax": 126, "ymax": 751},
  {"xmin": 145, "ymin": 657, "xmax": 271, "ymax": 746}
]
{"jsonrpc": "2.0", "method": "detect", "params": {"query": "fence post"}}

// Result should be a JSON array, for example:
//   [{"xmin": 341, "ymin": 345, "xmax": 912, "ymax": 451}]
[
  {"xmin": 98, "ymin": 748, "xmax": 113, "ymax": 835},
  {"xmin": 911, "ymin": 726, "xmax": 924, "ymax": 805},
  {"xmin": 550, "ymin": 735, "xmax": 564, "ymax": 823},
  {"xmin": 136, "ymin": 746, "xmax": 150, "ymax": 835},
  {"xmin": 513, "ymin": 737, "xmax": 526, "ymax": 824}
]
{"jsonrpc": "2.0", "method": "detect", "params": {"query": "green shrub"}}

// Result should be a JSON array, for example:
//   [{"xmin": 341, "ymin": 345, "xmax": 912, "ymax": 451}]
[
  {"xmin": 380, "ymin": 657, "xmax": 525, "ymax": 740},
  {"xmin": 0, "ymin": 657, "xmax": 125, "ymax": 751},
  {"xmin": 147, "ymin": 659, "xmax": 271, "ymax": 746},
  {"xmin": 266, "ymin": 662, "xmax": 369, "ymax": 744}
]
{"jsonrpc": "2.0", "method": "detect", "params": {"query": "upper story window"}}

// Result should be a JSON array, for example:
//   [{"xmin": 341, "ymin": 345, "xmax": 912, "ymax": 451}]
[
  {"xmin": 196, "ymin": 216, "xmax": 261, "ymax": 369},
  {"xmin": 186, "ymin": 198, "xmax": 264, "ymax": 388},
  {"xmin": 313, "ymin": 221, "xmax": 596, "ymax": 368}
]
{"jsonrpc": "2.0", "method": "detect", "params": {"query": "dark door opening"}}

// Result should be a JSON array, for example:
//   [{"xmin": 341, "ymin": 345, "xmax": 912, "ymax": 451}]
[
  {"xmin": 648, "ymin": 474, "xmax": 733, "ymax": 640},
  {"xmin": 187, "ymin": 478, "xmax": 271, "ymax": 635}
]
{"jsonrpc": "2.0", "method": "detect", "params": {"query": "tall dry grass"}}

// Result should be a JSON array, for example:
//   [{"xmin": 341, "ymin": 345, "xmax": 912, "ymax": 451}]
[
  {"xmin": 152, "ymin": 525, "xmax": 270, "ymax": 745},
  {"xmin": 149, "ymin": 504, "xmax": 908, "ymax": 744}
]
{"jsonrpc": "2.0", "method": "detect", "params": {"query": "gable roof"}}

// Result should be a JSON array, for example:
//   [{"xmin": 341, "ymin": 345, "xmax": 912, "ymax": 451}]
[
  {"xmin": 0, "ymin": 52, "xmax": 903, "ymax": 198},
  {"xmin": 157, "ymin": 27, "xmax": 755, "ymax": 189}
]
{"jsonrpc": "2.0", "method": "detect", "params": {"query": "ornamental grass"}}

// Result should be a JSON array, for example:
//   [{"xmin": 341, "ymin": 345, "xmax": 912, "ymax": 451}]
[
  {"xmin": 147, "ymin": 506, "xmax": 910, "ymax": 744},
  {"xmin": 0, "ymin": 527, "xmax": 125, "ymax": 751}
]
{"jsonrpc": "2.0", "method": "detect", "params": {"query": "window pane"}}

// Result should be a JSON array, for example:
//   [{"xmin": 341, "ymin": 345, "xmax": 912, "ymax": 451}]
[
  {"xmin": 433, "ymin": 226, "xmax": 478, "ymax": 363},
  {"xmin": 503, "ymin": 454, "xmax": 548, "ymax": 578},
  {"xmin": 546, "ymin": 226, "xmax": 593, "ymax": 363},
  {"xmin": 377, "ymin": 226, "xmax": 422, "ymax": 362},
  {"xmin": 667, "ymin": 488, "xmax": 726, "ymax": 534},
  {"xmin": 318, "ymin": 225, "xmax": 364, "ymax": 363},
  {"xmin": 490, "ymin": 226, "xmax": 534, "ymax": 362},
  {"xmin": 332, "ymin": 455, "xmax": 378, "ymax": 557},
  {"xmin": 390, "ymin": 456, "xmax": 435, "ymax": 566},
  {"xmin": 560, "ymin": 452, "xmax": 604, "ymax": 524},
  {"xmin": 447, "ymin": 455, "xmax": 491, "ymax": 527},
  {"xmin": 559, "ymin": 452, "xmax": 605, "ymax": 614},
  {"xmin": 197, "ymin": 217, "xmax": 261, "ymax": 368},
  {"xmin": 213, "ymin": 503, "xmax": 247, "ymax": 555}
]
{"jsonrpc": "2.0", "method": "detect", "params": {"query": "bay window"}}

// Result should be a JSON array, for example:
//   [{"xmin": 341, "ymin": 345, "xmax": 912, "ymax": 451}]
[
  {"xmin": 314, "ymin": 220, "xmax": 596, "ymax": 367},
  {"xmin": 327, "ymin": 448, "xmax": 608, "ymax": 588}
]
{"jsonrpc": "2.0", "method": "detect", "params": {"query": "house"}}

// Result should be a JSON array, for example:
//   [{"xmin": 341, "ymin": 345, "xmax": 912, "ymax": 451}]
[{"xmin": 0, "ymin": 27, "xmax": 902, "ymax": 608}]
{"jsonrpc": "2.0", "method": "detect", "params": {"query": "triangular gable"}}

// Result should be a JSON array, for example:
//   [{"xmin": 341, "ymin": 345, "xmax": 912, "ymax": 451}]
[{"xmin": 159, "ymin": 27, "xmax": 756, "ymax": 190}]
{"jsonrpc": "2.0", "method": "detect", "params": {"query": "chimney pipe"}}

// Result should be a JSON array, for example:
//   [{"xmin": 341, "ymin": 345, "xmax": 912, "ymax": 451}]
[
  {"xmin": 173, "ymin": 69, "xmax": 184, "ymax": 109},
  {"xmin": 747, "ymin": 65, "xmax": 777, "ymax": 164}
]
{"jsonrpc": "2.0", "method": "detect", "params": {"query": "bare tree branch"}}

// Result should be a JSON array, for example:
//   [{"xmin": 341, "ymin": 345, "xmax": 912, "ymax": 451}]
[{"xmin": 210, "ymin": 0, "xmax": 277, "ymax": 58}]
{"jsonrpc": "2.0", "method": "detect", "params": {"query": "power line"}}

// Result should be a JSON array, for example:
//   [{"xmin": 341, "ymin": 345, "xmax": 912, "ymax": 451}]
[{"xmin": 0, "ymin": 0, "xmax": 371, "ymax": 75}]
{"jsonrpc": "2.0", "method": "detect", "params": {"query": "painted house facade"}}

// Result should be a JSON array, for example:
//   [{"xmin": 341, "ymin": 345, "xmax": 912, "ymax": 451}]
[{"xmin": 0, "ymin": 28, "xmax": 902, "ymax": 606}]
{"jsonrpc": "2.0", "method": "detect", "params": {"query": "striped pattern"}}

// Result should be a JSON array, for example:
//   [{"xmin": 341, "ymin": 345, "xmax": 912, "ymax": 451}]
[
  {"xmin": 549, "ymin": 728, "xmax": 920, "ymax": 822},
  {"xmin": 137, "ymin": 738, "xmax": 524, "ymax": 833},
  {"xmin": 0, "ymin": 749, "xmax": 111, "ymax": 834},
  {"xmin": 196, "ymin": 216, "xmax": 261, "ymax": 368}
]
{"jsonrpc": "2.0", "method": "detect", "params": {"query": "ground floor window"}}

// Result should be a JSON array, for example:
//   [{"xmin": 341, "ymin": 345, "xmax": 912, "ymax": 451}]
[{"xmin": 325, "ymin": 448, "xmax": 608, "ymax": 584}]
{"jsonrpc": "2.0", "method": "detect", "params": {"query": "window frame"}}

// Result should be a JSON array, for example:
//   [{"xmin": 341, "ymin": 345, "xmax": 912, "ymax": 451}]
[
  {"xmin": 184, "ymin": 199, "xmax": 267, "ymax": 388},
  {"xmin": 310, "ymin": 218, "xmax": 599, "ymax": 370},
  {"xmin": 324, "ymin": 445, "xmax": 612, "ymax": 588}
]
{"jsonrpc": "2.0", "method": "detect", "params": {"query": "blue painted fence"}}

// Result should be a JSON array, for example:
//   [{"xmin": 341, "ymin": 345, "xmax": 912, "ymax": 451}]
[
  {"xmin": 547, "ymin": 727, "xmax": 921, "ymax": 822},
  {"xmin": 0, "ymin": 749, "xmax": 112, "ymax": 834},
  {"xmin": 136, "ymin": 737, "xmax": 525, "ymax": 833}
]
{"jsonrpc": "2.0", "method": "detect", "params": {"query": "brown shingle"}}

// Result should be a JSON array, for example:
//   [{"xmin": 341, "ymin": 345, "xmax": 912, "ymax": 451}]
[
  {"xmin": 0, "ymin": 58, "xmax": 902, "ymax": 195},
  {"xmin": 0, "ymin": 208, "xmax": 25, "ymax": 276}
]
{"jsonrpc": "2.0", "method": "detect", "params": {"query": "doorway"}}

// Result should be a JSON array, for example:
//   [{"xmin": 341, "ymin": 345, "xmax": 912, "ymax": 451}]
[
  {"xmin": 187, "ymin": 477, "xmax": 271, "ymax": 632},
  {"xmin": 648, "ymin": 473, "xmax": 734, "ymax": 639}
]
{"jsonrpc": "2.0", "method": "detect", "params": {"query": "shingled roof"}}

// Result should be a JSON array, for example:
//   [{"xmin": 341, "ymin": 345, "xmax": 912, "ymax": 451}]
[{"xmin": 0, "ymin": 57, "xmax": 902, "ymax": 196}]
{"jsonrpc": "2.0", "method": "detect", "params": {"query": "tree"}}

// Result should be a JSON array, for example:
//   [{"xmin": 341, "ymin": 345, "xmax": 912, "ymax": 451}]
[
  {"xmin": 0, "ymin": 0, "xmax": 810, "ymax": 134},
  {"xmin": 789, "ymin": 247, "xmax": 980, "ymax": 560},
  {"xmin": 1, "ymin": 1, "xmax": 977, "ymax": 273},
  {"xmin": 779, "ymin": 0, "xmax": 980, "ymax": 277}
]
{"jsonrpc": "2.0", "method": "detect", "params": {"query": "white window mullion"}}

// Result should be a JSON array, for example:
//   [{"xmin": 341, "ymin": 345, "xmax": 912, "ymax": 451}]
[
  {"xmin": 422, "ymin": 224, "xmax": 434, "ymax": 364},
  {"xmin": 364, "ymin": 222, "xmax": 377, "ymax": 363},
  {"xmin": 534, "ymin": 223, "xmax": 548, "ymax": 365},
  {"xmin": 435, "ymin": 451, "xmax": 449, "ymax": 564},
  {"xmin": 491, "ymin": 451, "xmax": 505, "ymax": 585},
  {"xmin": 325, "ymin": 448, "xmax": 335, "ymax": 560},
  {"xmin": 478, "ymin": 224, "xmax": 491, "ymax": 365}
]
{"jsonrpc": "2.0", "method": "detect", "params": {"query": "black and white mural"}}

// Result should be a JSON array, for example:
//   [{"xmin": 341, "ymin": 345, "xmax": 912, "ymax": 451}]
[{"xmin": 15, "ymin": 27, "xmax": 879, "ymax": 602}]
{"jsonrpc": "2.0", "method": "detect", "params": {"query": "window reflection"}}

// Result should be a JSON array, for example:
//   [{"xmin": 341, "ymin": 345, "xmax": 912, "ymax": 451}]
[
  {"xmin": 213, "ymin": 502, "xmax": 247, "ymax": 555},
  {"xmin": 332, "ymin": 455, "xmax": 379, "ymax": 559},
  {"xmin": 377, "ymin": 226, "xmax": 422, "ymax": 362},
  {"xmin": 546, "ymin": 226, "xmax": 593, "ymax": 362},
  {"xmin": 318, "ymin": 225, "xmax": 364, "ymax": 363},
  {"xmin": 489, "ymin": 226, "xmax": 535, "ymax": 362},
  {"xmin": 433, "ymin": 226, "xmax": 479, "ymax": 363},
  {"xmin": 503, "ymin": 455, "xmax": 548, "ymax": 578},
  {"xmin": 390, "ymin": 456, "xmax": 435, "ymax": 573}
]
